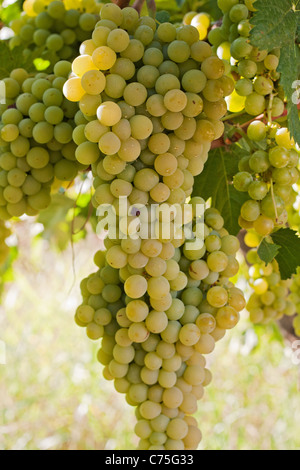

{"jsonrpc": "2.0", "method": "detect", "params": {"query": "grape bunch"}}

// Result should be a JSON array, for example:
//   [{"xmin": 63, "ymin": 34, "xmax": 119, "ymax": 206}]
[
  {"xmin": 212, "ymin": 0, "xmax": 284, "ymax": 118},
  {"xmin": 75, "ymin": 204, "xmax": 244, "ymax": 450},
  {"xmin": 0, "ymin": 62, "xmax": 83, "ymax": 219},
  {"xmin": 9, "ymin": 0, "xmax": 100, "ymax": 65},
  {"xmin": 234, "ymin": 125, "xmax": 299, "ymax": 235},
  {"xmin": 0, "ymin": 220, "xmax": 11, "ymax": 266},
  {"xmin": 246, "ymin": 248, "xmax": 296, "ymax": 325},
  {"xmin": 66, "ymin": 2, "xmax": 245, "ymax": 449},
  {"xmin": 64, "ymin": 2, "xmax": 233, "ymax": 211}
]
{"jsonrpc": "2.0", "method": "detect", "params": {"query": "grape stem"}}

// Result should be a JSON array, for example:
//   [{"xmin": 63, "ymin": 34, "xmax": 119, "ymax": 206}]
[
  {"xmin": 267, "ymin": 92, "xmax": 275, "ymax": 126},
  {"xmin": 132, "ymin": 0, "xmax": 146, "ymax": 13},
  {"xmin": 221, "ymin": 110, "xmax": 247, "ymax": 122},
  {"xmin": 270, "ymin": 177, "xmax": 278, "ymax": 222},
  {"xmin": 112, "ymin": 0, "xmax": 131, "ymax": 8}
]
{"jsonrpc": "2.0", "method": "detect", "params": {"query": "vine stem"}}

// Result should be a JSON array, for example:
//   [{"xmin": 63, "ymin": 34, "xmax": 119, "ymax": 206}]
[
  {"xmin": 267, "ymin": 92, "xmax": 275, "ymax": 127},
  {"xmin": 112, "ymin": 0, "xmax": 131, "ymax": 8},
  {"xmin": 267, "ymin": 93, "xmax": 278, "ymax": 222},
  {"xmin": 132, "ymin": 0, "xmax": 146, "ymax": 13},
  {"xmin": 270, "ymin": 177, "xmax": 278, "ymax": 222},
  {"xmin": 221, "ymin": 110, "xmax": 246, "ymax": 122}
]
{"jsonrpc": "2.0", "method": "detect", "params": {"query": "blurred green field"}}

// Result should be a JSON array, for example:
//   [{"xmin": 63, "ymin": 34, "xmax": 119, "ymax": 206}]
[{"xmin": 1, "ymin": 221, "xmax": 300, "ymax": 450}]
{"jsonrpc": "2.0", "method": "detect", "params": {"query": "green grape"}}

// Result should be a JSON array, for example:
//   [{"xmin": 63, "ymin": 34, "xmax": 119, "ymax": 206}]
[
  {"xmin": 261, "ymin": 194, "xmax": 284, "ymax": 219},
  {"xmin": 120, "ymin": 38, "xmax": 144, "ymax": 62},
  {"xmin": 233, "ymin": 172, "xmax": 253, "ymax": 192},
  {"xmin": 229, "ymin": 4, "xmax": 249, "ymax": 22},
  {"xmin": 241, "ymin": 199, "xmax": 261, "ymax": 221},
  {"xmin": 248, "ymin": 181, "xmax": 268, "ymax": 200},
  {"xmin": 269, "ymin": 146, "xmax": 290, "ymax": 168},
  {"xmin": 254, "ymin": 76, "xmax": 273, "ymax": 96},
  {"xmin": 249, "ymin": 150, "xmax": 270, "ymax": 173},
  {"xmin": 245, "ymin": 93, "xmax": 266, "ymax": 115},
  {"xmin": 230, "ymin": 37, "xmax": 252, "ymax": 60},
  {"xmin": 217, "ymin": 0, "xmax": 239, "ymax": 13},
  {"xmin": 167, "ymin": 40, "xmax": 190, "ymax": 63},
  {"xmin": 238, "ymin": 59, "xmax": 257, "ymax": 79},
  {"xmin": 247, "ymin": 121, "xmax": 267, "ymax": 141}
]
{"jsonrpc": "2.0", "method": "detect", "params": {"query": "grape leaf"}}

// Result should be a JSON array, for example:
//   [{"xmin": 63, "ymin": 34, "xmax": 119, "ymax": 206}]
[
  {"xmin": 156, "ymin": 0, "xmax": 180, "ymax": 13},
  {"xmin": 270, "ymin": 228, "xmax": 300, "ymax": 280},
  {"xmin": 257, "ymin": 238, "xmax": 280, "ymax": 265},
  {"xmin": 277, "ymin": 44, "xmax": 300, "ymax": 146},
  {"xmin": 192, "ymin": 145, "xmax": 249, "ymax": 235},
  {"xmin": 0, "ymin": 42, "xmax": 55, "ymax": 79},
  {"xmin": 250, "ymin": 0, "xmax": 300, "ymax": 145},
  {"xmin": 0, "ymin": 1, "xmax": 21, "ymax": 24},
  {"xmin": 250, "ymin": 0, "xmax": 299, "ymax": 50}
]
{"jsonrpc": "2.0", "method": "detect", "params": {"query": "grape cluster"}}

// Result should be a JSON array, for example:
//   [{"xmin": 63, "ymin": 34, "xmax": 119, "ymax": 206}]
[
  {"xmin": 0, "ymin": 220, "xmax": 10, "ymax": 266},
  {"xmin": 76, "ymin": 204, "xmax": 244, "ymax": 450},
  {"xmin": 213, "ymin": 0, "xmax": 284, "ymax": 117},
  {"xmin": 64, "ymin": 3, "xmax": 232, "ymax": 212},
  {"xmin": 9, "ymin": 0, "xmax": 100, "ymax": 65},
  {"xmin": 0, "ymin": 62, "xmax": 82, "ymax": 219},
  {"xmin": 66, "ymin": 2, "xmax": 245, "ymax": 449},
  {"xmin": 246, "ymin": 248, "xmax": 295, "ymax": 324},
  {"xmin": 234, "ymin": 125, "xmax": 299, "ymax": 235}
]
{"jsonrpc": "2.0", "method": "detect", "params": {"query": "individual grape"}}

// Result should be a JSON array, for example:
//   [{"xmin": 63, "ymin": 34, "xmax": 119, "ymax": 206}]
[
  {"xmin": 248, "ymin": 181, "xmax": 268, "ymax": 201},
  {"xmin": 247, "ymin": 121, "xmax": 267, "ymax": 141},
  {"xmin": 269, "ymin": 147, "xmax": 290, "ymax": 168},
  {"xmin": 244, "ymin": 93, "xmax": 266, "ymax": 115},
  {"xmin": 230, "ymin": 37, "xmax": 252, "ymax": 60},
  {"xmin": 63, "ymin": 78, "xmax": 85, "ymax": 102},
  {"xmin": 233, "ymin": 172, "xmax": 253, "ymax": 192},
  {"xmin": 181, "ymin": 70, "xmax": 207, "ymax": 93},
  {"xmin": 241, "ymin": 200, "xmax": 261, "ymax": 222},
  {"xmin": 97, "ymin": 102, "xmax": 122, "ymax": 126},
  {"xmin": 155, "ymin": 74, "xmax": 181, "ymax": 95},
  {"xmin": 167, "ymin": 41, "xmax": 190, "ymax": 63},
  {"xmin": 123, "ymin": 82, "xmax": 147, "ymax": 107}
]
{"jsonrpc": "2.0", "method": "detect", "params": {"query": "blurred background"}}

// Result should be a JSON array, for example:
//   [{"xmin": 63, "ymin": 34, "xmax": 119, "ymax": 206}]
[{"xmin": 1, "ymin": 219, "xmax": 300, "ymax": 451}]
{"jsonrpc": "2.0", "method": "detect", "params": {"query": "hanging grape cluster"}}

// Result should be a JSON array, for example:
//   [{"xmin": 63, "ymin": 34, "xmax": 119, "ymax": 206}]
[
  {"xmin": 245, "ymin": 248, "xmax": 296, "ymax": 324},
  {"xmin": 66, "ymin": 2, "xmax": 245, "ymax": 450},
  {"xmin": 9, "ymin": 0, "xmax": 101, "ymax": 64},
  {"xmin": 0, "ymin": 62, "xmax": 83, "ymax": 219}
]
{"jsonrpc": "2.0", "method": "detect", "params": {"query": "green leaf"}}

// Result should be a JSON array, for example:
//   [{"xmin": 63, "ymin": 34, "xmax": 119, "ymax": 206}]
[
  {"xmin": 257, "ymin": 238, "xmax": 280, "ymax": 265},
  {"xmin": 155, "ymin": 0, "xmax": 181, "ymax": 12},
  {"xmin": 250, "ymin": 0, "xmax": 300, "ymax": 145},
  {"xmin": 0, "ymin": 42, "xmax": 56, "ymax": 79},
  {"xmin": 0, "ymin": 42, "xmax": 26, "ymax": 79},
  {"xmin": 0, "ymin": 1, "xmax": 21, "ymax": 24},
  {"xmin": 250, "ymin": 0, "xmax": 299, "ymax": 51},
  {"xmin": 199, "ymin": 0, "xmax": 223, "ymax": 21},
  {"xmin": 270, "ymin": 228, "xmax": 300, "ymax": 280},
  {"xmin": 37, "ymin": 194, "xmax": 74, "ymax": 228},
  {"xmin": 192, "ymin": 146, "xmax": 249, "ymax": 235},
  {"xmin": 277, "ymin": 44, "xmax": 300, "ymax": 146}
]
